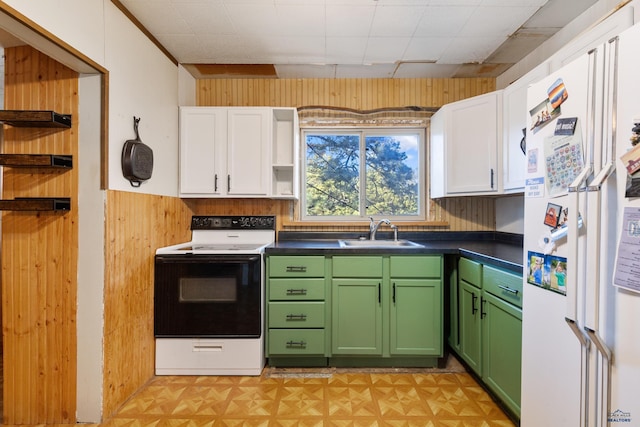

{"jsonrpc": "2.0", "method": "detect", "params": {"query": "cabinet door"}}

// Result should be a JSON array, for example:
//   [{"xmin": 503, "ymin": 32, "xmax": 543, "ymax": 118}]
[
  {"xmin": 481, "ymin": 291, "xmax": 522, "ymax": 418},
  {"xmin": 179, "ymin": 107, "xmax": 226, "ymax": 196},
  {"xmin": 459, "ymin": 280, "xmax": 482, "ymax": 374},
  {"xmin": 502, "ymin": 63, "xmax": 549, "ymax": 192},
  {"xmin": 390, "ymin": 279, "xmax": 441, "ymax": 356},
  {"xmin": 227, "ymin": 108, "xmax": 270, "ymax": 196},
  {"xmin": 439, "ymin": 92, "xmax": 500, "ymax": 196},
  {"xmin": 331, "ymin": 278, "xmax": 382, "ymax": 355}
]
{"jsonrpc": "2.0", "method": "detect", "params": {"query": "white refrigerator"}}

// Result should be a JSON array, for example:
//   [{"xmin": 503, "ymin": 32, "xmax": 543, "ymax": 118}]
[{"xmin": 521, "ymin": 22, "xmax": 640, "ymax": 427}]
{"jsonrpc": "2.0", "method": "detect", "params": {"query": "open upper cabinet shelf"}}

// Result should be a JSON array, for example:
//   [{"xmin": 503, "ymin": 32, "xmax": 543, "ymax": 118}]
[
  {"xmin": 0, "ymin": 197, "xmax": 71, "ymax": 211},
  {"xmin": 0, "ymin": 110, "xmax": 72, "ymax": 128},
  {"xmin": 0, "ymin": 154, "xmax": 73, "ymax": 168}
]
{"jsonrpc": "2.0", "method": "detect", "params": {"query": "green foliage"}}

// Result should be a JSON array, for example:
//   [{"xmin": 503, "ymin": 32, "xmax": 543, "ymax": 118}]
[{"xmin": 305, "ymin": 133, "xmax": 419, "ymax": 217}]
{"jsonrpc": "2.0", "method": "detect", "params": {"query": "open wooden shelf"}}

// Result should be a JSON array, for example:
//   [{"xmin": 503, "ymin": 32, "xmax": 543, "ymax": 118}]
[
  {"xmin": 0, "ymin": 110, "xmax": 72, "ymax": 128},
  {"xmin": 0, "ymin": 154, "xmax": 73, "ymax": 168},
  {"xmin": 0, "ymin": 197, "xmax": 71, "ymax": 211}
]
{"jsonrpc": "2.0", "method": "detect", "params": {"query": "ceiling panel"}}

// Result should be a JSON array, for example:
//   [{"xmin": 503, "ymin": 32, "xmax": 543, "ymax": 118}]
[
  {"xmin": 116, "ymin": 0, "xmax": 602, "ymax": 78},
  {"xmin": 413, "ymin": 6, "xmax": 476, "ymax": 38}
]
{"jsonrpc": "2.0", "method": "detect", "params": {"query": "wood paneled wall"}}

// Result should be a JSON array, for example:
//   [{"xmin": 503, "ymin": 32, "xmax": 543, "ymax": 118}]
[
  {"xmin": 0, "ymin": 46, "xmax": 195, "ymax": 424},
  {"xmin": 195, "ymin": 78, "xmax": 496, "ymax": 231},
  {"xmin": 102, "ymin": 190, "xmax": 192, "ymax": 418},
  {"xmin": 197, "ymin": 77, "xmax": 495, "ymax": 109},
  {"xmin": 1, "ymin": 45, "xmax": 79, "ymax": 424}
]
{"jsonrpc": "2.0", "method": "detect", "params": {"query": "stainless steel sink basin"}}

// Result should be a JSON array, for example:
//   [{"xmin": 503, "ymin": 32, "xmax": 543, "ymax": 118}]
[{"xmin": 338, "ymin": 239, "xmax": 424, "ymax": 249}]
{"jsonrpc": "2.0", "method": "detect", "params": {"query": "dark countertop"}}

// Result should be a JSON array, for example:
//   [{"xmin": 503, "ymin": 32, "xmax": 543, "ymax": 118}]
[{"xmin": 266, "ymin": 231, "xmax": 524, "ymax": 274}]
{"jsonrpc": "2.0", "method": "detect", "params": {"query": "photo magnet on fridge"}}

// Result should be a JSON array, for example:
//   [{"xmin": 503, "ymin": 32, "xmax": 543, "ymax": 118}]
[
  {"xmin": 545, "ymin": 255, "xmax": 567, "ymax": 295},
  {"xmin": 529, "ymin": 99, "xmax": 558, "ymax": 134},
  {"xmin": 547, "ymin": 78, "xmax": 568, "ymax": 110},
  {"xmin": 544, "ymin": 202, "xmax": 562, "ymax": 228},
  {"xmin": 527, "ymin": 251, "xmax": 545, "ymax": 287}
]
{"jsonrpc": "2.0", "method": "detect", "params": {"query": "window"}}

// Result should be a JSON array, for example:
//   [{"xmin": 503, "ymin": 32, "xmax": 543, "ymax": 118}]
[{"xmin": 302, "ymin": 128, "xmax": 425, "ymax": 221}]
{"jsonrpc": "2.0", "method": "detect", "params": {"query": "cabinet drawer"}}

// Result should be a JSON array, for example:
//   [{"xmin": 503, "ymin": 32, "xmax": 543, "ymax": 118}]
[
  {"xmin": 459, "ymin": 257, "xmax": 482, "ymax": 287},
  {"xmin": 268, "ymin": 329, "xmax": 325, "ymax": 355},
  {"xmin": 483, "ymin": 265, "xmax": 523, "ymax": 308},
  {"xmin": 269, "ymin": 278, "xmax": 325, "ymax": 300},
  {"xmin": 390, "ymin": 255, "xmax": 441, "ymax": 278},
  {"xmin": 332, "ymin": 256, "xmax": 382, "ymax": 277},
  {"xmin": 268, "ymin": 302, "xmax": 325, "ymax": 328},
  {"xmin": 269, "ymin": 256, "xmax": 325, "ymax": 277}
]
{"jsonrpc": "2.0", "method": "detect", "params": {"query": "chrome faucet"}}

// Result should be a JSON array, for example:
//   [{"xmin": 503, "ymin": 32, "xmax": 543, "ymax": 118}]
[{"xmin": 369, "ymin": 217, "xmax": 392, "ymax": 240}]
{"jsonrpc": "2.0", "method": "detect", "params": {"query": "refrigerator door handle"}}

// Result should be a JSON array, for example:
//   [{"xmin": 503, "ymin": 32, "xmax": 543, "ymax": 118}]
[{"xmin": 566, "ymin": 166, "xmax": 591, "ymax": 325}]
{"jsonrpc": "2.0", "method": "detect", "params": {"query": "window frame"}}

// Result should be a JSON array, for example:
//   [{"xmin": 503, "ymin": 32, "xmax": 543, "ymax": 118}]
[{"xmin": 300, "ymin": 126, "xmax": 426, "ymax": 222}]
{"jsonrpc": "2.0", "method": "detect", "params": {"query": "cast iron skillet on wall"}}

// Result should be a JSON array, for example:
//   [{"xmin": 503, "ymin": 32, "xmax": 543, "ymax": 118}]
[{"xmin": 122, "ymin": 116, "xmax": 153, "ymax": 187}]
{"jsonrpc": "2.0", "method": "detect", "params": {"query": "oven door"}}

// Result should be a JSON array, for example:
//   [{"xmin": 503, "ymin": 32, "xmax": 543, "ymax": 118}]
[{"xmin": 154, "ymin": 254, "xmax": 262, "ymax": 338}]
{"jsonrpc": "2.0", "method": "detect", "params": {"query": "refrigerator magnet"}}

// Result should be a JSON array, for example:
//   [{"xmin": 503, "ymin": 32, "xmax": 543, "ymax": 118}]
[
  {"xmin": 547, "ymin": 78, "xmax": 569, "ymax": 110},
  {"xmin": 544, "ymin": 202, "xmax": 562, "ymax": 228},
  {"xmin": 527, "ymin": 251, "xmax": 545, "ymax": 287},
  {"xmin": 545, "ymin": 255, "xmax": 567, "ymax": 295}
]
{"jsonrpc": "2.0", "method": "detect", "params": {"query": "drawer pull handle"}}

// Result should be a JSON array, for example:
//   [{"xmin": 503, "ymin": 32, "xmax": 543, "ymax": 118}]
[
  {"xmin": 286, "ymin": 266, "xmax": 307, "ymax": 272},
  {"xmin": 286, "ymin": 340, "xmax": 307, "ymax": 348},
  {"xmin": 498, "ymin": 284, "xmax": 519, "ymax": 295},
  {"xmin": 286, "ymin": 314, "xmax": 307, "ymax": 321},
  {"xmin": 286, "ymin": 288, "xmax": 307, "ymax": 295}
]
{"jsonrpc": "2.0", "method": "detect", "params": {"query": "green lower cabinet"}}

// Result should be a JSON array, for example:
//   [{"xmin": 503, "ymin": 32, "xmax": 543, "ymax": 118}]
[
  {"xmin": 266, "ymin": 255, "xmax": 329, "ymax": 361},
  {"xmin": 331, "ymin": 278, "xmax": 383, "ymax": 355},
  {"xmin": 268, "ymin": 329, "xmax": 325, "ymax": 355},
  {"xmin": 331, "ymin": 255, "xmax": 443, "ymax": 360},
  {"xmin": 454, "ymin": 257, "xmax": 522, "ymax": 421},
  {"xmin": 459, "ymin": 279, "xmax": 482, "ymax": 373},
  {"xmin": 481, "ymin": 290, "xmax": 522, "ymax": 418},
  {"xmin": 268, "ymin": 302, "xmax": 325, "ymax": 328},
  {"xmin": 390, "ymin": 279, "xmax": 442, "ymax": 355},
  {"xmin": 268, "ymin": 254, "xmax": 444, "ymax": 366}
]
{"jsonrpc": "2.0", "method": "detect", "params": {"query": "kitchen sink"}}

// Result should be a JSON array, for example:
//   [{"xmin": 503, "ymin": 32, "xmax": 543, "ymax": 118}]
[{"xmin": 338, "ymin": 239, "xmax": 424, "ymax": 249}]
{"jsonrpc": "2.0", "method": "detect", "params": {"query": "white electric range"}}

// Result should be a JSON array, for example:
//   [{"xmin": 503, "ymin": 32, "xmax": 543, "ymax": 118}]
[{"xmin": 154, "ymin": 215, "xmax": 275, "ymax": 375}]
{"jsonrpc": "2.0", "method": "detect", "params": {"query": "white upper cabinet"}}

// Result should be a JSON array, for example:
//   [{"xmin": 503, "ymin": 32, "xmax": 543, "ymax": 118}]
[
  {"xmin": 430, "ymin": 91, "xmax": 502, "ymax": 198},
  {"xmin": 226, "ymin": 108, "xmax": 271, "ymax": 196},
  {"xmin": 502, "ymin": 62, "xmax": 549, "ymax": 193},
  {"xmin": 179, "ymin": 107, "xmax": 226, "ymax": 196},
  {"xmin": 179, "ymin": 106, "xmax": 299, "ymax": 199}
]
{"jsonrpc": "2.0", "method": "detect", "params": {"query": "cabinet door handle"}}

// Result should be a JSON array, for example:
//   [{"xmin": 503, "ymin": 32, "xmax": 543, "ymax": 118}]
[
  {"xmin": 378, "ymin": 282, "xmax": 381, "ymax": 304},
  {"xmin": 286, "ymin": 288, "xmax": 307, "ymax": 295},
  {"xmin": 227, "ymin": 174, "xmax": 231, "ymax": 192},
  {"xmin": 286, "ymin": 314, "xmax": 307, "ymax": 321},
  {"xmin": 472, "ymin": 293, "xmax": 478, "ymax": 315},
  {"xmin": 498, "ymin": 284, "xmax": 519, "ymax": 295},
  {"xmin": 481, "ymin": 297, "xmax": 487, "ymax": 319},
  {"xmin": 286, "ymin": 266, "xmax": 307, "ymax": 273},
  {"xmin": 392, "ymin": 282, "xmax": 396, "ymax": 304},
  {"xmin": 490, "ymin": 168, "xmax": 495, "ymax": 189},
  {"xmin": 286, "ymin": 340, "xmax": 307, "ymax": 349},
  {"xmin": 214, "ymin": 174, "xmax": 218, "ymax": 192}
]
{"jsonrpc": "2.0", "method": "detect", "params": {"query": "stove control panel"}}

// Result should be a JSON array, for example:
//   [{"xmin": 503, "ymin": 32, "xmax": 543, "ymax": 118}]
[{"xmin": 191, "ymin": 215, "xmax": 276, "ymax": 230}]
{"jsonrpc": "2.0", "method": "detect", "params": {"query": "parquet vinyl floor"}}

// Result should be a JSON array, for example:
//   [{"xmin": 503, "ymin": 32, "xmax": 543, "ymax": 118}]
[
  {"xmin": 0, "ymin": 357, "xmax": 516, "ymax": 426},
  {"xmin": 102, "ymin": 368, "xmax": 516, "ymax": 426}
]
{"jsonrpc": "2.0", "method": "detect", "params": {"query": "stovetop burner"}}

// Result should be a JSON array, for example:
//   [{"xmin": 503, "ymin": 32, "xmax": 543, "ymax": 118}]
[
  {"xmin": 155, "ymin": 215, "xmax": 276, "ymax": 255},
  {"xmin": 178, "ymin": 243, "xmax": 268, "ymax": 252}
]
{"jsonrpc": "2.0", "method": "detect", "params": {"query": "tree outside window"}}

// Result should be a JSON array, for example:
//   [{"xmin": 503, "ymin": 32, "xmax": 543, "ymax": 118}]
[{"xmin": 302, "ymin": 129, "xmax": 424, "ymax": 220}]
